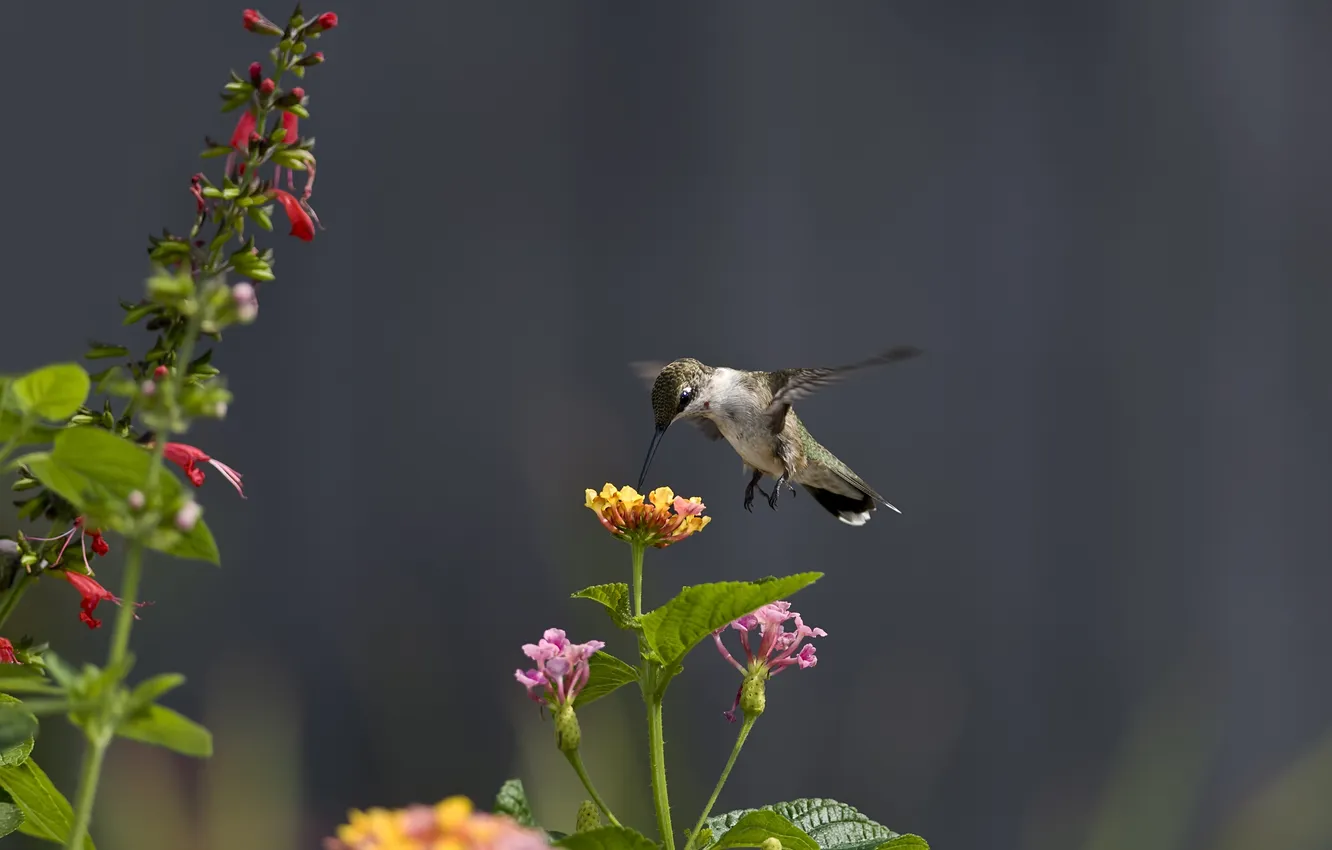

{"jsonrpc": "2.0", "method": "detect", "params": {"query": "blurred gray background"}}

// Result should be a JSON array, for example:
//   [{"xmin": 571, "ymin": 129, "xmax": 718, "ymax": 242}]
[{"xmin": 3, "ymin": 1, "xmax": 1331, "ymax": 849}]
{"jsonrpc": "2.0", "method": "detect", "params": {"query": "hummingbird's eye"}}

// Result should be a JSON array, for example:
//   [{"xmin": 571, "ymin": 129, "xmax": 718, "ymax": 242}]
[{"xmin": 677, "ymin": 386, "xmax": 693, "ymax": 412}]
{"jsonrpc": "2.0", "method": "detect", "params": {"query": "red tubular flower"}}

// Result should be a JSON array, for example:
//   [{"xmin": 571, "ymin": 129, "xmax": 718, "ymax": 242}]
[
  {"xmin": 270, "ymin": 189, "xmax": 315, "ymax": 241},
  {"xmin": 249, "ymin": 61, "xmax": 263, "ymax": 85},
  {"xmin": 89, "ymin": 529, "xmax": 109, "ymax": 557},
  {"xmin": 163, "ymin": 442, "xmax": 246, "ymax": 497},
  {"xmin": 59, "ymin": 570, "xmax": 122, "ymax": 630},
  {"xmin": 243, "ymin": 8, "xmax": 282, "ymax": 35},
  {"xmin": 230, "ymin": 109, "xmax": 257, "ymax": 152},
  {"xmin": 307, "ymin": 11, "xmax": 338, "ymax": 33},
  {"xmin": 0, "ymin": 638, "xmax": 16, "ymax": 664}
]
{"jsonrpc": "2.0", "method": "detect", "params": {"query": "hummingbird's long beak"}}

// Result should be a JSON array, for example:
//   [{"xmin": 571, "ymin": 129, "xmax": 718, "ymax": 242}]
[{"xmin": 636, "ymin": 425, "xmax": 667, "ymax": 491}]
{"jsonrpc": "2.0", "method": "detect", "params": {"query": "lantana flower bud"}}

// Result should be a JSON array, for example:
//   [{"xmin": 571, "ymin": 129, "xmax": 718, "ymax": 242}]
[{"xmin": 575, "ymin": 801, "xmax": 601, "ymax": 833}]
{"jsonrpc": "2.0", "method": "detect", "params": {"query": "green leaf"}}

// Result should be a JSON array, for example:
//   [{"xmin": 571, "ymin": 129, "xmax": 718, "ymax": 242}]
[
  {"xmin": 572, "ymin": 583, "xmax": 636, "ymax": 630},
  {"xmin": 493, "ymin": 778, "xmax": 537, "ymax": 828},
  {"xmin": 577, "ymin": 652, "xmax": 639, "ymax": 708},
  {"xmin": 640, "ymin": 573, "xmax": 822, "ymax": 668},
  {"xmin": 0, "ymin": 412, "xmax": 59, "ymax": 447},
  {"xmin": 27, "ymin": 428, "xmax": 221, "ymax": 565},
  {"xmin": 711, "ymin": 811, "xmax": 818, "ymax": 850},
  {"xmin": 0, "ymin": 788, "xmax": 23, "ymax": 838},
  {"xmin": 555, "ymin": 825, "xmax": 658, "ymax": 850},
  {"xmin": 118, "ymin": 704, "xmax": 212, "ymax": 757},
  {"xmin": 0, "ymin": 664, "xmax": 62, "ymax": 696},
  {"xmin": 0, "ymin": 756, "xmax": 94, "ymax": 849},
  {"xmin": 83, "ymin": 342, "xmax": 130, "ymax": 360},
  {"xmin": 10, "ymin": 364, "xmax": 91, "ymax": 421},
  {"xmin": 0, "ymin": 696, "xmax": 34, "ymax": 767},
  {"xmin": 875, "ymin": 838, "xmax": 928, "ymax": 850},
  {"xmin": 129, "ymin": 673, "xmax": 185, "ymax": 708},
  {"xmin": 706, "ymin": 799, "xmax": 913, "ymax": 850},
  {"xmin": 0, "ymin": 708, "xmax": 36, "ymax": 756}
]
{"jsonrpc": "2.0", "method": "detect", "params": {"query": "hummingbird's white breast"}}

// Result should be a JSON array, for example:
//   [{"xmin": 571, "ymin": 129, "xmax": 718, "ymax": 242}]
[{"xmin": 699, "ymin": 368, "xmax": 785, "ymax": 477}]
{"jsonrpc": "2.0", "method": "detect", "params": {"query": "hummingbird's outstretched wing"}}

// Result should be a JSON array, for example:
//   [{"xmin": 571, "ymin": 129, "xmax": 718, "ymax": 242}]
[
  {"xmin": 764, "ymin": 345, "xmax": 922, "ymax": 432},
  {"xmin": 628, "ymin": 360, "xmax": 725, "ymax": 441}
]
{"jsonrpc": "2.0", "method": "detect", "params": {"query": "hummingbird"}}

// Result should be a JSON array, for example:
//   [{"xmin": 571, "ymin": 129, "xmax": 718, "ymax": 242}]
[{"xmin": 631, "ymin": 346, "xmax": 922, "ymax": 526}]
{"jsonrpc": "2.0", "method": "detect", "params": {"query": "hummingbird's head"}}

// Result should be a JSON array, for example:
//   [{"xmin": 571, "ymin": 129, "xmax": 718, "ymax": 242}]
[
  {"xmin": 636, "ymin": 358, "xmax": 709, "ymax": 489},
  {"xmin": 649, "ymin": 358, "xmax": 708, "ymax": 430}
]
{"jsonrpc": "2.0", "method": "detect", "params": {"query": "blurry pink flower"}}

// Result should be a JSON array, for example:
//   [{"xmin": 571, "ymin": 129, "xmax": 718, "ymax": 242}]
[{"xmin": 514, "ymin": 627, "xmax": 605, "ymax": 707}]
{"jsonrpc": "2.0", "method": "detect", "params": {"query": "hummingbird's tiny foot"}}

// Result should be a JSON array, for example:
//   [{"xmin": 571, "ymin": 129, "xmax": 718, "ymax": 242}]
[{"xmin": 744, "ymin": 469, "xmax": 763, "ymax": 513}]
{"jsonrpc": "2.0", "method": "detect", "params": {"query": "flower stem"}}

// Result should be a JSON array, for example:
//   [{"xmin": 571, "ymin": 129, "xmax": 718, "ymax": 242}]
[
  {"xmin": 647, "ymin": 696, "xmax": 675, "ymax": 850},
  {"xmin": 685, "ymin": 715, "xmax": 757, "ymax": 850},
  {"xmin": 563, "ymin": 749, "xmax": 623, "ymax": 827},
  {"xmin": 65, "ymin": 297, "xmax": 202, "ymax": 849},
  {"xmin": 64, "ymin": 730, "xmax": 110, "ymax": 850},
  {"xmin": 631, "ymin": 541, "xmax": 645, "ymax": 618},
  {"xmin": 0, "ymin": 572, "xmax": 33, "ymax": 630},
  {"xmin": 64, "ymin": 539, "xmax": 143, "ymax": 850}
]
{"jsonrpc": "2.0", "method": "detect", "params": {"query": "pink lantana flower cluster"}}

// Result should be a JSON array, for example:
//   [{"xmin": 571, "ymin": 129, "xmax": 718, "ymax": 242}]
[
  {"xmin": 713, "ymin": 600, "xmax": 827, "ymax": 721},
  {"xmin": 514, "ymin": 628, "xmax": 605, "ymax": 708}
]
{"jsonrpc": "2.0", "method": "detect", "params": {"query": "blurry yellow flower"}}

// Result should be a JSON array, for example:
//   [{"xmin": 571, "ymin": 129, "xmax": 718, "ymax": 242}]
[
  {"xmin": 584, "ymin": 482, "xmax": 711, "ymax": 548},
  {"xmin": 323, "ymin": 795, "xmax": 548, "ymax": 850}
]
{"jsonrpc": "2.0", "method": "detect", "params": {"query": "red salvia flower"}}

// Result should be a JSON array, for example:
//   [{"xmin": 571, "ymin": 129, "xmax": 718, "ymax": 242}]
[
  {"xmin": 59, "ymin": 570, "xmax": 123, "ymax": 630},
  {"xmin": 242, "ymin": 9, "xmax": 282, "ymax": 35},
  {"xmin": 308, "ymin": 12, "xmax": 338, "ymax": 33},
  {"xmin": 190, "ymin": 173, "xmax": 208, "ymax": 215},
  {"xmin": 163, "ymin": 442, "xmax": 245, "ymax": 497},
  {"xmin": 0, "ymin": 638, "xmax": 16, "ymax": 664},
  {"xmin": 89, "ymin": 529, "xmax": 109, "ymax": 557},
  {"xmin": 270, "ymin": 188, "xmax": 316, "ymax": 241}
]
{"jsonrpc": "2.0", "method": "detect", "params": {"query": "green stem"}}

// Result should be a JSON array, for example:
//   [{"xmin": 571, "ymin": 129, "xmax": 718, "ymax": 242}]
[
  {"xmin": 564, "ymin": 749, "xmax": 623, "ymax": 827},
  {"xmin": 65, "ymin": 297, "xmax": 203, "ymax": 849},
  {"xmin": 647, "ymin": 696, "xmax": 675, "ymax": 850},
  {"xmin": 64, "ymin": 732, "xmax": 109, "ymax": 850},
  {"xmin": 686, "ymin": 715, "xmax": 757, "ymax": 850},
  {"xmin": 631, "ymin": 542, "xmax": 645, "ymax": 617},
  {"xmin": 0, "ymin": 572, "xmax": 33, "ymax": 630},
  {"xmin": 106, "ymin": 541, "xmax": 144, "ymax": 678}
]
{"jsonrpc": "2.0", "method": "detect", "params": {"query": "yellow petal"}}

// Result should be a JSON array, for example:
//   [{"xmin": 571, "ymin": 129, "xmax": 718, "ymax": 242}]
[
  {"xmin": 436, "ymin": 796, "xmax": 474, "ymax": 832},
  {"xmin": 599, "ymin": 483, "xmax": 620, "ymax": 503},
  {"xmin": 648, "ymin": 486, "xmax": 675, "ymax": 510},
  {"xmin": 617, "ymin": 486, "xmax": 644, "ymax": 506},
  {"xmin": 434, "ymin": 839, "xmax": 466, "ymax": 850}
]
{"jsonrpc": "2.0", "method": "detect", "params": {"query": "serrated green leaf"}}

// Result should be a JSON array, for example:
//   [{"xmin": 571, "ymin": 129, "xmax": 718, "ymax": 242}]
[
  {"xmin": 577, "ymin": 652, "xmax": 638, "ymax": 708},
  {"xmin": 10, "ymin": 364, "xmax": 90, "ymax": 421},
  {"xmin": 0, "ymin": 696, "xmax": 34, "ymax": 767},
  {"xmin": 711, "ymin": 811, "xmax": 818, "ymax": 850},
  {"xmin": 0, "ymin": 756, "xmax": 94, "ymax": 848},
  {"xmin": 555, "ymin": 825, "xmax": 658, "ymax": 850},
  {"xmin": 875, "ymin": 837, "xmax": 928, "ymax": 850},
  {"xmin": 640, "ymin": 573, "xmax": 822, "ymax": 669},
  {"xmin": 572, "ymin": 583, "xmax": 636, "ymax": 630},
  {"xmin": 27, "ymin": 428, "xmax": 220, "ymax": 565},
  {"xmin": 0, "ymin": 788, "xmax": 23, "ymax": 838},
  {"xmin": 118, "ymin": 704, "xmax": 212, "ymax": 757},
  {"xmin": 493, "ymin": 778, "xmax": 537, "ymax": 828},
  {"xmin": 706, "ymin": 799, "xmax": 906, "ymax": 850}
]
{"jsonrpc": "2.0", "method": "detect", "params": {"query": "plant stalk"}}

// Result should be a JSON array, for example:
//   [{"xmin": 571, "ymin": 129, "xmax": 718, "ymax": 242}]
[
  {"xmin": 647, "ymin": 695, "xmax": 675, "ymax": 850},
  {"xmin": 564, "ymin": 749, "xmax": 623, "ymax": 827},
  {"xmin": 686, "ymin": 715, "xmax": 757, "ymax": 850}
]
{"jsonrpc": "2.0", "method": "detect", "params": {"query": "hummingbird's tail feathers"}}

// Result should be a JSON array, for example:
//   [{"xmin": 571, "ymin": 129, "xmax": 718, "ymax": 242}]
[{"xmin": 805, "ymin": 485, "xmax": 876, "ymax": 526}]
